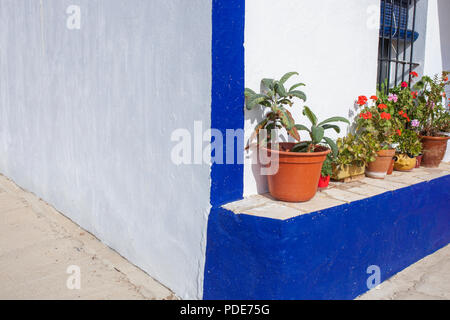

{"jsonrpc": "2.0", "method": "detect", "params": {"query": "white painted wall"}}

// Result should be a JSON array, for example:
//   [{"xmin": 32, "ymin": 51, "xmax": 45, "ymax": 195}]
[
  {"xmin": 244, "ymin": 0, "xmax": 381, "ymax": 196},
  {"xmin": 0, "ymin": 0, "xmax": 211, "ymax": 299},
  {"xmin": 423, "ymin": 0, "xmax": 450, "ymax": 161}
]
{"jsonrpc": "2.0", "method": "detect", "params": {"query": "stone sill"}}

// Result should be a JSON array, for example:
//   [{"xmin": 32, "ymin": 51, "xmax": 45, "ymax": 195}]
[{"xmin": 223, "ymin": 162, "xmax": 450, "ymax": 221}]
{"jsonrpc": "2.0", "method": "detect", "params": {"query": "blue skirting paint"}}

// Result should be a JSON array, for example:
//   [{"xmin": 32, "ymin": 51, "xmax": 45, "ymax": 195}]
[
  {"xmin": 210, "ymin": 0, "xmax": 245, "ymax": 208},
  {"xmin": 203, "ymin": 176, "xmax": 450, "ymax": 300}
]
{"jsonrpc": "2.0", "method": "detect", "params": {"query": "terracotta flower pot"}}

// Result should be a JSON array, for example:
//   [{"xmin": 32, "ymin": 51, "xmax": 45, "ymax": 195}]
[
  {"xmin": 387, "ymin": 158, "xmax": 395, "ymax": 175},
  {"xmin": 394, "ymin": 154, "xmax": 416, "ymax": 172},
  {"xmin": 318, "ymin": 175, "xmax": 330, "ymax": 188},
  {"xmin": 421, "ymin": 136, "xmax": 450, "ymax": 168},
  {"xmin": 415, "ymin": 154, "xmax": 423, "ymax": 168},
  {"xmin": 263, "ymin": 143, "xmax": 331, "ymax": 202},
  {"xmin": 366, "ymin": 149, "xmax": 396, "ymax": 179}
]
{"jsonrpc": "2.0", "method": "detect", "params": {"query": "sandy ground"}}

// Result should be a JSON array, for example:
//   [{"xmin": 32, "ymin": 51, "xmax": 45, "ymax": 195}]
[{"xmin": 0, "ymin": 173, "xmax": 176, "ymax": 300}]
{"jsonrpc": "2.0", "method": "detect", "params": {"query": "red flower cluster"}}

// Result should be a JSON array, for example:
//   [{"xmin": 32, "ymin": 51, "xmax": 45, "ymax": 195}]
[
  {"xmin": 444, "ymin": 76, "xmax": 449, "ymax": 82},
  {"xmin": 370, "ymin": 95, "xmax": 378, "ymax": 101},
  {"xmin": 396, "ymin": 130, "xmax": 402, "ymax": 136},
  {"xmin": 401, "ymin": 81, "xmax": 409, "ymax": 88},
  {"xmin": 357, "ymin": 96, "xmax": 368, "ymax": 106},
  {"xmin": 359, "ymin": 111, "xmax": 372, "ymax": 120},
  {"xmin": 380, "ymin": 112, "xmax": 391, "ymax": 120},
  {"xmin": 399, "ymin": 110, "xmax": 411, "ymax": 122},
  {"xmin": 411, "ymin": 91, "xmax": 418, "ymax": 99},
  {"xmin": 410, "ymin": 71, "xmax": 419, "ymax": 78},
  {"xmin": 378, "ymin": 103, "xmax": 387, "ymax": 110}
]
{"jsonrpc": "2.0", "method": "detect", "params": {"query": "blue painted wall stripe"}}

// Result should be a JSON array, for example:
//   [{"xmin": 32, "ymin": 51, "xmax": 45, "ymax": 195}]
[
  {"xmin": 210, "ymin": 0, "xmax": 245, "ymax": 208},
  {"xmin": 203, "ymin": 176, "xmax": 450, "ymax": 300}
]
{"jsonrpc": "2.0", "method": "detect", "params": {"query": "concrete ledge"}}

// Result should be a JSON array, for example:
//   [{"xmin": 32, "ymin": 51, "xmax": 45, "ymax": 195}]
[
  {"xmin": 223, "ymin": 164, "xmax": 450, "ymax": 220},
  {"xmin": 203, "ymin": 166, "xmax": 450, "ymax": 300}
]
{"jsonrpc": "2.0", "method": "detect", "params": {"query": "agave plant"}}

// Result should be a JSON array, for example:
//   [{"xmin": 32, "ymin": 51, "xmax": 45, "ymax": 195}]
[
  {"xmin": 292, "ymin": 106, "xmax": 350, "ymax": 156},
  {"xmin": 245, "ymin": 72, "xmax": 307, "ymax": 146}
]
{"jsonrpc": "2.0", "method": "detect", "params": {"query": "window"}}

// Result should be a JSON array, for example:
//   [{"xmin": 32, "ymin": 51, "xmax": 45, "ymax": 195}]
[{"xmin": 377, "ymin": 0, "xmax": 419, "ymax": 92}]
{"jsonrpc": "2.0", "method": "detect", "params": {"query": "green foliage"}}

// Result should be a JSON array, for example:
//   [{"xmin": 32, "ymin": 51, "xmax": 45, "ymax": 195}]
[
  {"xmin": 392, "ymin": 129, "xmax": 423, "ymax": 157},
  {"xmin": 292, "ymin": 106, "xmax": 350, "ymax": 155},
  {"xmin": 332, "ymin": 133, "xmax": 379, "ymax": 169},
  {"xmin": 321, "ymin": 154, "xmax": 333, "ymax": 177},
  {"xmin": 245, "ymin": 72, "xmax": 307, "ymax": 146},
  {"xmin": 412, "ymin": 71, "xmax": 450, "ymax": 136}
]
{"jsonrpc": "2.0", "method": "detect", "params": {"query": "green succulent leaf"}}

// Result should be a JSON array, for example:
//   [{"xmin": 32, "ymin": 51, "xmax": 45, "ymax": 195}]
[
  {"xmin": 244, "ymin": 88, "xmax": 256, "ymax": 98},
  {"xmin": 279, "ymin": 72, "xmax": 299, "ymax": 84},
  {"xmin": 294, "ymin": 124, "xmax": 311, "ymax": 133},
  {"xmin": 322, "ymin": 124, "xmax": 341, "ymax": 133},
  {"xmin": 275, "ymin": 82, "xmax": 287, "ymax": 97},
  {"xmin": 303, "ymin": 106, "xmax": 318, "ymax": 126},
  {"xmin": 289, "ymin": 83, "xmax": 306, "ymax": 92},
  {"xmin": 311, "ymin": 126, "xmax": 325, "ymax": 144},
  {"xmin": 292, "ymin": 141, "xmax": 311, "ymax": 153},
  {"xmin": 246, "ymin": 94, "xmax": 267, "ymax": 110},
  {"xmin": 289, "ymin": 90, "xmax": 307, "ymax": 102},
  {"xmin": 261, "ymin": 78, "xmax": 275, "ymax": 90},
  {"xmin": 323, "ymin": 137, "xmax": 338, "ymax": 157},
  {"xmin": 318, "ymin": 117, "xmax": 350, "ymax": 127}
]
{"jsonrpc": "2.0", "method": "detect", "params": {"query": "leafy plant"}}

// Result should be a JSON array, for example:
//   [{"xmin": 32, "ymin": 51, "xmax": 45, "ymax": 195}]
[
  {"xmin": 392, "ymin": 129, "xmax": 423, "ymax": 157},
  {"xmin": 321, "ymin": 154, "xmax": 333, "ymax": 177},
  {"xmin": 412, "ymin": 71, "xmax": 450, "ymax": 136},
  {"xmin": 245, "ymin": 72, "xmax": 307, "ymax": 146},
  {"xmin": 355, "ymin": 95, "xmax": 403, "ymax": 148},
  {"xmin": 332, "ymin": 133, "xmax": 378, "ymax": 169},
  {"xmin": 291, "ymin": 106, "xmax": 350, "ymax": 156}
]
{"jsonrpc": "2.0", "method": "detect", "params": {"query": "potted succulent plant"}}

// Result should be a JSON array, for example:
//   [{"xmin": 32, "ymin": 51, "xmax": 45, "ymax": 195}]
[
  {"xmin": 355, "ymin": 95, "xmax": 402, "ymax": 179},
  {"xmin": 412, "ymin": 72, "xmax": 450, "ymax": 167},
  {"xmin": 245, "ymin": 72, "xmax": 349, "ymax": 202},
  {"xmin": 330, "ymin": 133, "xmax": 377, "ymax": 181},
  {"xmin": 392, "ymin": 129, "xmax": 423, "ymax": 172}
]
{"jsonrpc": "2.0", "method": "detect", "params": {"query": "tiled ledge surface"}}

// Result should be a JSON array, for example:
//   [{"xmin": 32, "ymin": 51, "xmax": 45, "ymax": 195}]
[{"xmin": 223, "ymin": 162, "xmax": 450, "ymax": 221}]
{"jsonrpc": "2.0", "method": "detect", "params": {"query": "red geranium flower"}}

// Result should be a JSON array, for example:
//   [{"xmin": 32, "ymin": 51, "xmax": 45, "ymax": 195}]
[
  {"xmin": 410, "ymin": 71, "xmax": 418, "ymax": 78},
  {"xmin": 378, "ymin": 103, "xmax": 387, "ymax": 110},
  {"xmin": 396, "ymin": 130, "xmax": 402, "ymax": 136},
  {"xmin": 357, "ymin": 96, "xmax": 368, "ymax": 106},
  {"xmin": 444, "ymin": 76, "xmax": 449, "ymax": 82},
  {"xmin": 399, "ymin": 110, "xmax": 404, "ymax": 115},
  {"xmin": 359, "ymin": 111, "xmax": 372, "ymax": 120},
  {"xmin": 370, "ymin": 95, "xmax": 378, "ymax": 101},
  {"xmin": 401, "ymin": 81, "xmax": 408, "ymax": 88},
  {"xmin": 380, "ymin": 112, "xmax": 391, "ymax": 120}
]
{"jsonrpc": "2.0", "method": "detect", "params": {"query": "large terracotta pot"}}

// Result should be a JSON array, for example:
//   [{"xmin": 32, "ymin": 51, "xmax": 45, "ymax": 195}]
[
  {"xmin": 366, "ymin": 149, "xmax": 396, "ymax": 179},
  {"xmin": 387, "ymin": 158, "xmax": 395, "ymax": 175},
  {"xmin": 421, "ymin": 136, "xmax": 450, "ymax": 168},
  {"xmin": 415, "ymin": 154, "xmax": 423, "ymax": 168},
  {"xmin": 263, "ymin": 143, "xmax": 330, "ymax": 202},
  {"xmin": 394, "ymin": 154, "xmax": 416, "ymax": 172}
]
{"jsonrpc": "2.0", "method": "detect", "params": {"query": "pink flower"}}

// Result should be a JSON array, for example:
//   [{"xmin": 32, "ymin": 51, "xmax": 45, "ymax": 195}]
[{"xmin": 388, "ymin": 94, "xmax": 398, "ymax": 103}]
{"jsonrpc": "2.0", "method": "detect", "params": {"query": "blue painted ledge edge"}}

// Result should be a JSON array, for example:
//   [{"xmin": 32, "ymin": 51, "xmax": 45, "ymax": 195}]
[{"xmin": 203, "ymin": 175, "xmax": 450, "ymax": 300}]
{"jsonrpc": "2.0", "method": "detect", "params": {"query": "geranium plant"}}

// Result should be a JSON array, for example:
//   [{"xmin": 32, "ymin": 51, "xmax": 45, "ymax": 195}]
[
  {"xmin": 392, "ymin": 129, "xmax": 423, "ymax": 157},
  {"xmin": 355, "ymin": 95, "xmax": 403, "ymax": 148},
  {"xmin": 412, "ymin": 71, "xmax": 450, "ymax": 136}
]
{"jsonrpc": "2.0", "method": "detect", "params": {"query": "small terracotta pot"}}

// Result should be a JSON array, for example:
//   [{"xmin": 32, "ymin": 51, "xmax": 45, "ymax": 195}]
[
  {"xmin": 263, "ymin": 143, "xmax": 331, "ymax": 202},
  {"xmin": 366, "ymin": 149, "xmax": 396, "ymax": 179},
  {"xmin": 318, "ymin": 175, "xmax": 330, "ymax": 188},
  {"xmin": 421, "ymin": 136, "xmax": 450, "ymax": 168},
  {"xmin": 387, "ymin": 158, "xmax": 395, "ymax": 175},
  {"xmin": 415, "ymin": 155, "xmax": 423, "ymax": 168},
  {"xmin": 394, "ymin": 154, "xmax": 416, "ymax": 172}
]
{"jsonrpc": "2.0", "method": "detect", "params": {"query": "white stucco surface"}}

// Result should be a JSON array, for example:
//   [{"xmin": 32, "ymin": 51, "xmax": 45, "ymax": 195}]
[
  {"xmin": 423, "ymin": 0, "xmax": 450, "ymax": 161},
  {"xmin": 244, "ymin": 0, "xmax": 381, "ymax": 196},
  {"xmin": 0, "ymin": 0, "xmax": 211, "ymax": 299}
]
